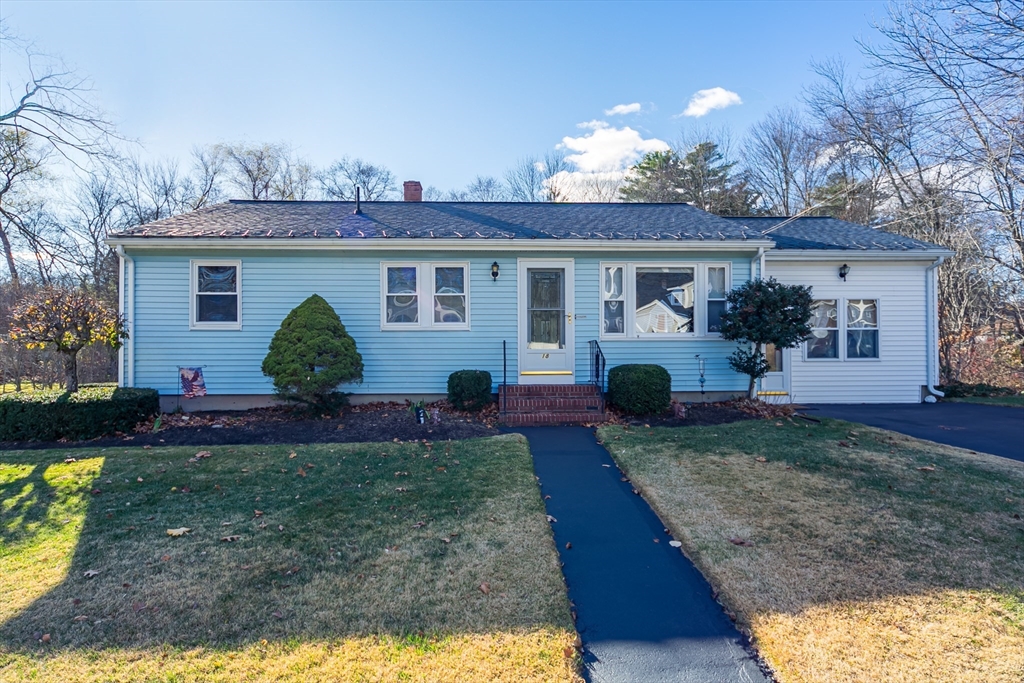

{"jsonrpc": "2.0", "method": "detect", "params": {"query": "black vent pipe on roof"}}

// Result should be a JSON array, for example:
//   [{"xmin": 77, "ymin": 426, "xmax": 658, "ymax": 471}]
[{"xmin": 354, "ymin": 187, "xmax": 362, "ymax": 215}]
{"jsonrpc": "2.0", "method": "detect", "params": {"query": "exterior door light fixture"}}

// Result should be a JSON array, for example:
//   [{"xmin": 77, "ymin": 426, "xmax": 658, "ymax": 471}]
[
  {"xmin": 491, "ymin": 261, "xmax": 500, "ymax": 281},
  {"xmin": 839, "ymin": 263, "xmax": 850, "ymax": 281}
]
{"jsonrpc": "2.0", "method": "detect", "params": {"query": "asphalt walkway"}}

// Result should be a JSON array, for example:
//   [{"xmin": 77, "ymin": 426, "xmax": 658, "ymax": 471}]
[
  {"xmin": 806, "ymin": 403, "xmax": 1024, "ymax": 463},
  {"xmin": 512, "ymin": 427, "xmax": 767, "ymax": 683}
]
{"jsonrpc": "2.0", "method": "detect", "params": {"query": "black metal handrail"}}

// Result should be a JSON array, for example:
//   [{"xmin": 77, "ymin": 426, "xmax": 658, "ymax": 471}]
[
  {"xmin": 589, "ymin": 339, "xmax": 606, "ymax": 394},
  {"xmin": 502, "ymin": 339, "xmax": 507, "ymax": 415}
]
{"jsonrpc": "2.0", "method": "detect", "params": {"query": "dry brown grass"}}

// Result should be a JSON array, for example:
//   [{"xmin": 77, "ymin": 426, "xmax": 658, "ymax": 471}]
[
  {"xmin": 600, "ymin": 419, "xmax": 1024, "ymax": 682},
  {"xmin": 0, "ymin": 435, "xmax": 580, "ymax": 682}
]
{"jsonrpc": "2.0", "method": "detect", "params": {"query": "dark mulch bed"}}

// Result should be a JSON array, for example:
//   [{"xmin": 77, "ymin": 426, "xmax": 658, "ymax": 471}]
[
  {"xmin": 1, "ymin": 398, "xmax": 790, "ymax": 451},
  {"xmin": 1, "ymin": 402, "xmax": 499, "ymax": 451},
  {"xmin": 610, "ymin": 398, "xmax": 794, "ymax": 428}
]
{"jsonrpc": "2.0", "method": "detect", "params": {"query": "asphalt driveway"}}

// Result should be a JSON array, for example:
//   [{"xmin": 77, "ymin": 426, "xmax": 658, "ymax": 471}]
[{"xmin": 805, "ymin": 403, "xmax": 1024, "ymax": 462}]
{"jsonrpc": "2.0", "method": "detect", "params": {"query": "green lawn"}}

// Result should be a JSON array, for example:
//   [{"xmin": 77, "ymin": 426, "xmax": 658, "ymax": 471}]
[
  {"xmin": 945, "ymin": 395, "xmax": 1024, "ymax": 407},
  {"xmin": 599, "ymin": 419, "xmax": 1024, "ymax": 683},
  {"xmin": 0, "ymin": 436, "xmax": 579, "ymax": 682}
]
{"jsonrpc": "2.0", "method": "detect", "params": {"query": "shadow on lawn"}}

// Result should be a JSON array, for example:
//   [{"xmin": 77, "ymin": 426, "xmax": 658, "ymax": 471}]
[{"xmin": 0, "ymin": 439, "xmax": 573, "ymax": 653}]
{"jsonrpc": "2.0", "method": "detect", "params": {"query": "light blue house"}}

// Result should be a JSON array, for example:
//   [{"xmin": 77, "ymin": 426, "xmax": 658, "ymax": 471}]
[{"xmin": 106, "ymin": 187, "xmax": 952, "ymax": 416}]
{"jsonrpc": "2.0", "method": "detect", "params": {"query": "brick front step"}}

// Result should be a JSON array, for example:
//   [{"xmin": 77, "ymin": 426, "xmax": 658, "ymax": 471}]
[
  {"xmin": 500, "ymin": 384, "xmax": 602, "ymax": 397},
  {"xmin": 501, "ymin": 396, "xmax": 604, "ymax": 413},
  {"xmin": 497, "ymin": 384, "xmax": 607, "ymax": 425},
  {"xmin": 499, "ymin": 411, "xmax": 607, "ymax": 426}
]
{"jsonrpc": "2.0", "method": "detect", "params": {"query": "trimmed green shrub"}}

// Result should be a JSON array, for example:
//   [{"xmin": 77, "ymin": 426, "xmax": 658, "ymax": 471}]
[
  {"xmin": 720, "ymin": 278, "xmax": 813, "ymax": 396},
  {"xmin": 608, "ymin": 364, "xmax": 671, "ymax": 415},
  {"xmin": 939, "ymin": 382, "xmax": 1018, "ymax": 398},
  {"xmin": 262, "ymin": 294, "xmax": 363, "ymax": 409},
  {"xmin": 447, "ymin": 370, "xmax": 493, "ymax": 411},
  {"xmin": 0, "ymin": 386, "xmax": 159, "ymax": 441}
]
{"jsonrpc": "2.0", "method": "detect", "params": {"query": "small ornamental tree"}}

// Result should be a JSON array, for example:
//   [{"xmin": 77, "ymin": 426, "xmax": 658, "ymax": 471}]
[
  {"xmin": 261, "ymin": 294, "xmax": 362, "ymax": 409},
  {"xmin": 9, "ymin": 286, "xmax": 127, "ymax": 392},
  {"xmin": 720, "ymin": 278, "xmax": 813, "ymax": 397}
]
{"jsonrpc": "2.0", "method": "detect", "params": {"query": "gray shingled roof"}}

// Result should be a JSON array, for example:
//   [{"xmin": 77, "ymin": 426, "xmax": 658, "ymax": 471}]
[
  {"xmin": 112, "ymin": 201, "xmax": 763, "ymax": 241},
  {"xmin": 723, "ymin": 216, "xmax": 942, "ymax": 251},
  {"xmin": 110, "ymin": 200, "xmax": 947, "ymax": 251}
]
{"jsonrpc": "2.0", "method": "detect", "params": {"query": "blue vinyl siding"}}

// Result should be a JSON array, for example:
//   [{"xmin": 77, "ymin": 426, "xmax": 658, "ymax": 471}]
[{"xmin": 126, "ymin": 249, "xmax": 751, "ymax": 395}]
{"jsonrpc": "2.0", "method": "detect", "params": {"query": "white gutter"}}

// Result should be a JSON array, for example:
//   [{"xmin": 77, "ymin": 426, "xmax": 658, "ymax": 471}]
[
  {"xmin": 103, "ymin": 237, "xmax": 776, "ymax": 253},
  {"xmin": 765, "ymin": 249, "xmax": 955, "ymax": 261},
  {"xmin": 116, "ymin": 246, "xmax": 135, "ymax": 388},
  {"xmin": 925, "ymin": 257, "xmax": 946, "ymax": 399}
]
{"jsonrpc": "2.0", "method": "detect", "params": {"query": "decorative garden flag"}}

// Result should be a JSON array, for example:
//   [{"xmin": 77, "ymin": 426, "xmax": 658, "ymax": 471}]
[{"xmin": 180, "ymin": 367, "xmax": 207, "ymax": 398}]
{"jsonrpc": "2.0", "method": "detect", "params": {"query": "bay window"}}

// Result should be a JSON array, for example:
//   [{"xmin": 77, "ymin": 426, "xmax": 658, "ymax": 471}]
[{"xmin": 600, "ymin": 262, "xmax": 730, "ymax": 339}]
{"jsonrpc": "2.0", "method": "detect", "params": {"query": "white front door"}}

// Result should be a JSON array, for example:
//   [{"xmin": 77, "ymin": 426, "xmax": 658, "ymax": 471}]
[
  {"xmin": 518, "ymin": 259, "xmax": 575, "ymax": 385},
  {"xmin": 759, "ymin": 344, "xmax": 791, "ymax": 403}
]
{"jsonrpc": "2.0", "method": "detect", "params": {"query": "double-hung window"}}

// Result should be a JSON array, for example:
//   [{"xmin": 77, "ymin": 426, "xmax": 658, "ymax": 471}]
[
  {"xmin": 807, "ymin": 299, "xmax": 839, "ymax": 359},
  {"xmin": 705, "ymin": 266, "xmax": 728, "ymax": 334},
  {"xmin": 600, "ymin": 262, "xmax": 730, "ymax": 338},
  {"xmin": 846, "ymin": 299, "xmax": 879, "ymax": 359},
  {"xmin": 381, "ymin": 262, "xmax": 469, "ymax": 330},
  {"xmin": 806, "ymin": 298, "xmax": 880, "ymax": 360},
  {"xmin": 190, "ymin": 260, "xmax": 241, "ymax": 330}
]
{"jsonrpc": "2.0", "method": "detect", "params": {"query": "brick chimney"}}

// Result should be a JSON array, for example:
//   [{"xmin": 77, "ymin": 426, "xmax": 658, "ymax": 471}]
[{"xmin": 403, "ymin": 181, "xmax": 423, "ymax": 202}]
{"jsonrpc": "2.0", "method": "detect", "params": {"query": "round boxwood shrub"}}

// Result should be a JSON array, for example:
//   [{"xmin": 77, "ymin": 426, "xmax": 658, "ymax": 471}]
[
  {"xmin": 447, "ymin": 370, "xmax": 493, "ymax": 411},
  {"xmin": 262, "ymin": 294, "xmax": 363, "ymax": 409},
  {"xmin": 608, "ymin": 364, "xmax": 671, "ymax": 415}
]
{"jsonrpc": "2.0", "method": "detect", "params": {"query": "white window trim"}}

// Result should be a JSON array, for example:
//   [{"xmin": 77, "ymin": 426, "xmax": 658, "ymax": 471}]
[
  {"xmin": 189, "ymin": 259, "xmax": 241, "ymax": 330},
  {"xmin": 803, "ymin": 297, "xmax": 881, "ymax": 361},
  {"xmin": 599, "ymin": 261, "xmax": 731, "ymax": 341},
  {"xmin": 844, "ymin": 298, "xmax": 882, "ymax": 362},
  {"xmin": 380, "ymin": 261, "xmax": 470, "ymax": 331},
  {"xmin": 804, "ymin": 298, "xmax": 840, "ymax": 362},
  {"xmin": 702, "ymin": 263, "xmax": 731, "ymax": 337}
]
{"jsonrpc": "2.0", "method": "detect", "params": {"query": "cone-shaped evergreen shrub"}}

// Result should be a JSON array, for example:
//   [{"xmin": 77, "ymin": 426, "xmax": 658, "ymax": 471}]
[{"xmin": 262, "ymin": 294, "xmax": 363, "ymax": 408}]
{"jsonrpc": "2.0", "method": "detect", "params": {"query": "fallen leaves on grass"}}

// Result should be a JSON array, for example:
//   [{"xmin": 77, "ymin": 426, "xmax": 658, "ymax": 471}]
[
  {"xmin": 479, "ymin": 582, "xmax": 491, "ymax": 595},
  {"xmin": 82, "ymin": 569, "xmax": 100, "ymax": 578},
  {"xmin": 220, "ymin": 535, "xmax": 241, "ymax": 542},
  {"xmin": 188, "ymin": 451, "xmax": 212, "ymax": 463},
  {"xmin": 166, "ymin": 528, "xmax": 192, "ymax": 537},
  {"xmin": 728, "ymin": 537, "xmax": 754, "ymax": 547}
]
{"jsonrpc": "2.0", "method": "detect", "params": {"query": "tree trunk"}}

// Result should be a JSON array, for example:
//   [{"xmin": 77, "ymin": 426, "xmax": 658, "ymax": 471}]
[{"xmin": 63, "ymin": 352, "xmax": 79, "ymax": 393}]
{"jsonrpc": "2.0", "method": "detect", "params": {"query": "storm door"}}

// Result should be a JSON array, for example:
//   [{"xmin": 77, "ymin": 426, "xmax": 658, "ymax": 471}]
[{"xmin": 517, "ymin": 259, "xmax": 575, "ymax": 384}]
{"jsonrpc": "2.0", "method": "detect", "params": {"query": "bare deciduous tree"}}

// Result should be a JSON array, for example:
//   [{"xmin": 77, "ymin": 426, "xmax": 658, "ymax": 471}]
[
  {"xmin": 742, "ymin": 107, "xmax": 828, "ymax": 215},
  {"xmin": 317, "ymin": 157, "xmax": 396, "ymax": 200},
  {"xmin": 867, "ymin": 0, "xmax": 1024, "ymax": 276}
]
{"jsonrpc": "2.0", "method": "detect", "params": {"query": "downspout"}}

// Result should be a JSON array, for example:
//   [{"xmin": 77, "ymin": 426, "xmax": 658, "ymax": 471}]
[
  {"xmin": 116, "ymin": 246, "xmax": 135, "ymax": 388},
  {"xmin": 750, "ymin": 247, "xmax": 765, "ymax": 280},
  {"xmin": 925, "ymin": 257, "xmax": 946, "ymax": 399}
]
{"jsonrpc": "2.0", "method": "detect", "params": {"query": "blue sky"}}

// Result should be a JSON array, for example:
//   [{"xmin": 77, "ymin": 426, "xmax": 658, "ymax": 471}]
[{"xmin": 1, "ymin": 1, "xmax": 889, "ymax": 193}]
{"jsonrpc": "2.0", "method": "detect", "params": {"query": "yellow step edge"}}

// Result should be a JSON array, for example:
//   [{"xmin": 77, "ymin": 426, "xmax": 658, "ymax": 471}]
[
  {"xmin": 520, "ymin": 371, "xmax": 574, "ymax": 376},
  {"xmin": 757, "ymin": 391, "xmax": 790, "ymax": 396}
]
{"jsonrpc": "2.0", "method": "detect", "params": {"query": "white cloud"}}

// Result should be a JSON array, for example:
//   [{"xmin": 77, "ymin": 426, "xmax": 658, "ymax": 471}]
[
  {"xmin": 544, "ymin": 170, "xmax": 626, "ymax": 202},
  {"xmin": 604, "ymin": 102, "xmax": 642, "ymax": 116},
  {"xmin": 681, "ymin": 87, "xmax": 742, "ymax": 117},
  {"xmin": 557, "ymin": 123, "xmax": 668, "ymax": 173}
]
